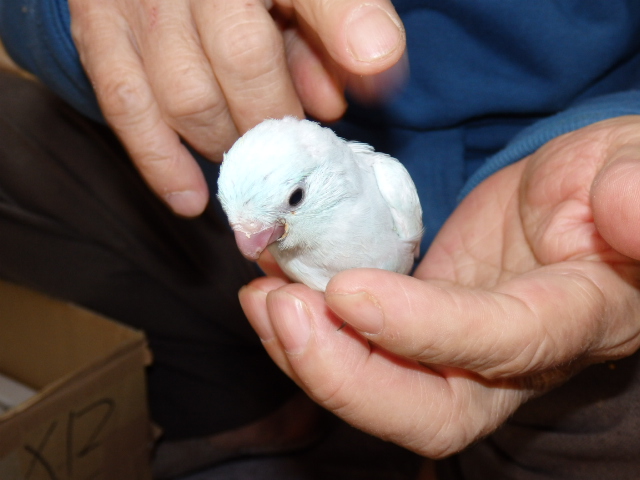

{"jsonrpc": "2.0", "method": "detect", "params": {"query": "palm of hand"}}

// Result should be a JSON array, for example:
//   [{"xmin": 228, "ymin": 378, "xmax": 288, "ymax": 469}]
[{"xmin": 241, "ymin": 117, "xmax": 640, "ymax": 458}]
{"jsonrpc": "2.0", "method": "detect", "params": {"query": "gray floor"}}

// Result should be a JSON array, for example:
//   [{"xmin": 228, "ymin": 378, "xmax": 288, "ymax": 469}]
[{"xmin": 180, "ymin": 415, "xmax": 422, "ymax": 480}]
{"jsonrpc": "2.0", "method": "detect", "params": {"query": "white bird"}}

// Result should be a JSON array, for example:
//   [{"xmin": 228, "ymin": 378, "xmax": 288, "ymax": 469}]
[{"xmin": 217, "ymin": 117, "xmax": 423, "ymax": 292}]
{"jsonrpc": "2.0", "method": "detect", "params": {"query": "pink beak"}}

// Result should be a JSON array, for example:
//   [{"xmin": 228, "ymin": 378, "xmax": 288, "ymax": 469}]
[{"xmin": 233, "ymin": 223, "xmax": 286, "ymax": 260}]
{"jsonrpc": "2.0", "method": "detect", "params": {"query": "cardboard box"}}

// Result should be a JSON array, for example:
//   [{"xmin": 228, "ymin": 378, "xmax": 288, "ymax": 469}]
[{"xmin": 0, "ymin": 280, "xmax": 152, "ymax": 480}]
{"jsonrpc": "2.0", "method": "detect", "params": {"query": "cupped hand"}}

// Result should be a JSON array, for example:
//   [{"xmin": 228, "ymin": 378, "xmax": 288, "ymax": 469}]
[
  {"xmin": 239, "ymin": 116, "xmax": 640, "ymax": 458},
  {"xmin": 68, "ymin": 0, "xmax": 406, "ymax": 216}
]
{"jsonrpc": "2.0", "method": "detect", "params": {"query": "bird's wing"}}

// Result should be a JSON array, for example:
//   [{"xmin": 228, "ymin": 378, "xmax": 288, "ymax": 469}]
[{"xmin": 349, "ymin": 143, "xmax": 423, "ymax": 255}]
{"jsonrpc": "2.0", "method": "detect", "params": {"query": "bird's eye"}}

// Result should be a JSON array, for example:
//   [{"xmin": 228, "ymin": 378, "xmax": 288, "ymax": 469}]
[{"xmin": 288, "ymin": 187, "xmax": 304, "ymax": 207}]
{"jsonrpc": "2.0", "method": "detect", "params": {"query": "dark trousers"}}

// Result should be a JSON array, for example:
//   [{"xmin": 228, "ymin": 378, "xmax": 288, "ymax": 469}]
[{"xmin": 0, "ymin": 70, "xmax": 297, "ymax": 440}]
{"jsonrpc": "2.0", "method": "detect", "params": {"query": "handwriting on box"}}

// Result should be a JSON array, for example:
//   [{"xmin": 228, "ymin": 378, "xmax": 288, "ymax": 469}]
[
  {"xmin": 21, "ymin": 397, "xmax": 115, "ymax": 480},
  {"xmin": 0, "ymin": 369, "xmax": 148, "ymax": 480}
]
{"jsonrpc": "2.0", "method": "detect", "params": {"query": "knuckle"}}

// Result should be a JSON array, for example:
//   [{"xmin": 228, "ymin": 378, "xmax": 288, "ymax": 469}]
[
  {"xmin": 160, "ymin": 70, "xmax": 221, "ymax": 122},
  {"xmin": 482, "ymin": 331, "xmax": 552, "ymax": 380},
  {"xmin": 219, "ymin": 17, "xmax": 283, "ymax": 73},
  {"xmin": 98, "ymin": 69, "xmax": 154, "ymax": 124}
]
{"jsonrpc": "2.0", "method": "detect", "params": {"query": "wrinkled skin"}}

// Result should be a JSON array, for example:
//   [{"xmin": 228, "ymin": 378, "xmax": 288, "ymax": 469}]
[
  {"xmin": 240, "ymin": 116, "xmax": 640, "ymax": 459},
  {"xmin": 68, "ymin": 0, "xmax": 406, "ymax": 215}
]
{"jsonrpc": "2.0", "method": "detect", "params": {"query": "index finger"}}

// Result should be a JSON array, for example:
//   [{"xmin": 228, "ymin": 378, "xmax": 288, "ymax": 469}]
[{"xmin": 70, "ymin": 1, "xmax": 209, "ymax": 216}]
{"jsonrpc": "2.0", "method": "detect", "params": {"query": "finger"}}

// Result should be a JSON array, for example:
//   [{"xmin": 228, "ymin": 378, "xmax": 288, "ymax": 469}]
[
  {"xmin": 325, "ymin": 264, "xmax": 640, "ymax": 379},
  {"xmin": 257, "ymin": 249, "xmax": 290, "ymax": 281},
  {"xmin": 286, "ymin": 0, "xmax": 406, "ymax": 76},
  {"xmin": 69, "ymin": 1, "xmax": 208, "ymax": 216},
  {"xmin": 195, "ymin": 0, "xmax": 304, "ymax": 134},
  {"xmin": 283, "ymin": 27, "xmax": 347, "ymax": 121},
  {"xmin": 240, "ymin": 276, "xmax": 290, "ymax": 343},
  {"xmin": 134, "ymin": 0, "xmax": 238, "ymax": 161},
  {"xmin": 258, "ymin": 283, "xmax": 528, "ymax": 457},
  {"xmin": 345, "ymin": 50, "xmax": 409, "ymax": 104},
  {"xmin": 592, "ymin": 146, "xmax": 640, "ymax": 260},
  {"xmin": 239, "ymin": 277, "xmax": 299, "ymax": 383}
]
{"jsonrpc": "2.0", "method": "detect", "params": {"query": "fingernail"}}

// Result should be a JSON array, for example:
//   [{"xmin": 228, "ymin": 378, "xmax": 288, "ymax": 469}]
[
  {"xmin": 269, "ymin": 291, "xmax": 311, "ymax": 354},
  {"xmin": 326, "ymin": 291, "xmax": 384, "ymax": 335},
  {"xmin": 164, "ymin": 190, "xmax": 207, "ymax": 216},
  {"xmin": 238, "ymin": 286, "xmax": 275, "ymax": 342},
  {"xmin": 346, "ymin": 4, "xmax": 404, "ymax": 63}
]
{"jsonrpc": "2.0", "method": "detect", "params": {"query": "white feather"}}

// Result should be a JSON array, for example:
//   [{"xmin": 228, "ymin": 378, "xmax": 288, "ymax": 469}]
[{"xmin": 217, "ymin": 117, "xmax": 423, "ymax": 291}]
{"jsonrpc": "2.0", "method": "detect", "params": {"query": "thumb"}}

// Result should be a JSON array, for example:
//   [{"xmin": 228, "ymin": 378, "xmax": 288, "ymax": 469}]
[
  {"xmin": 591, "ymin": 147, "xmax": 640, "ymax": 260},
  {"xmin": 288, "ymin": 0, "xmax": 406, "ymax": 75},
  {"xmin": 325, "ymin": 266, "xmax": 638, "ymax": 380}
]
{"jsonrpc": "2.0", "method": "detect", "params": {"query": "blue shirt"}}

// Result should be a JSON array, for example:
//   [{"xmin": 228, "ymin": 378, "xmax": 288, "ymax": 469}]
[{"xmin": 2, "ymin": 0, "xmax": 640, "ymax": 252}]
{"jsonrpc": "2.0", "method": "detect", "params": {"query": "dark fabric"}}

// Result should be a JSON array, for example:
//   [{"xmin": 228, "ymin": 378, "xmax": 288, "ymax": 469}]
[
  {"xmin": 436, "ymin": 351, "xmax": 640, "ymax": 479},
  {"xmin": 0, "ymin": 70, "xmax": 298, "ymax": 440}
]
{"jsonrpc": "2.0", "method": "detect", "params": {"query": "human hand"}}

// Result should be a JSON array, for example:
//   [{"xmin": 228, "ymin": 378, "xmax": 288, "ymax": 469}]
[
  {"xmin": 68, "ymin": 0, "xmax": 406, "ymax": 216},
  {"xmin": 239, "ymin": 116, "xmax": 640, "ymax": 457}
]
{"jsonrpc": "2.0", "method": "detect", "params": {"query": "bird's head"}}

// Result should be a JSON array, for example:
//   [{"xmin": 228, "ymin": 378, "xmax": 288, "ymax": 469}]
[{"xmin": 217, "ymin": 117, "xmax": 355, "ymax": 261}]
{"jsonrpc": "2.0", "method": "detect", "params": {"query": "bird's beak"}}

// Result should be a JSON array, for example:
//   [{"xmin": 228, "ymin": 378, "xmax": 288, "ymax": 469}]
[{"xmin": 232, "ymin": 222, "xmax": 286, "ymax": 261}]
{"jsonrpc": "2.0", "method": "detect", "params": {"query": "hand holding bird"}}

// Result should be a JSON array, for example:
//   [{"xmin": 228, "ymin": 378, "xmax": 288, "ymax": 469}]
[{"xmin": 239, "ymin": 116, "xmax": 640, "ymax": 460}]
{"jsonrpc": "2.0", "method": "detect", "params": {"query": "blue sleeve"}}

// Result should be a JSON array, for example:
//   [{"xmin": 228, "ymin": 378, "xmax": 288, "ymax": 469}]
[
  {"xmin": 0, "ymin": 0, "xmax": 103, "ymax": 123},
  {"xmin": 458, "ymin": 91, "xmax": 640, "ymax": 201}
]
